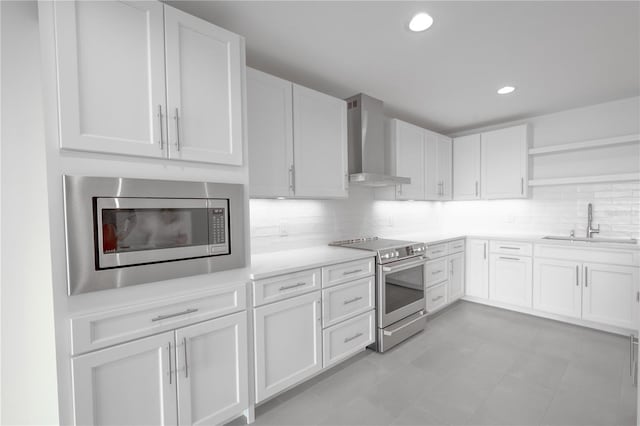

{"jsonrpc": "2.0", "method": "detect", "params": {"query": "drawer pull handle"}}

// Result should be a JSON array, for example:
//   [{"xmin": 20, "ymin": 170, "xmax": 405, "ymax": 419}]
[
  {"xmin": 344, "ymin": 332, "xmax": 363, "ymax": 343},
  {"xmin": 431, "ymin": 296, "xmax": 444, "ymax": 302},
  {"xmin": 499, "ymin": 246, "xmax": 520, "ymax": 250},
  {"xmin": 499, "ymin": 256, "xmax": 520, "ymax": 261},
  {"xmin": 279, "ymin": 282, "xmax": 307, "ymax": 291},
  {"xmin": 431, "ymin": 250, "xmax": 443, "ymax": 254},
  {"xmin": 343, "ymin": 269, "xmax": 363, "ymax": 276},
  {"xmin": 432, "ymin": 270, "xmax": 442, "ymax": 275},
  {"xmin": 344, "ymin": 296, "xmax": 363, "ymax": 305},
  {"xmin": 152, "ymin": 308, "xmax": 198, "ymax": 322}
]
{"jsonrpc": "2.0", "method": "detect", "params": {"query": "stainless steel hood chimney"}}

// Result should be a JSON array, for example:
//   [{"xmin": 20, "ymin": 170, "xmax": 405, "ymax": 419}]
[{"xmin": 346, "ymin": 94, "xmax": 410, "ymax": 187}]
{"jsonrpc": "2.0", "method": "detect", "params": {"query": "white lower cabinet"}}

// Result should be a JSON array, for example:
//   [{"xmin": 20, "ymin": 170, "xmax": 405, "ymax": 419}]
[
  {"xmin": 253, "ymin": 291, "xmax": 322, "ymax": 403},
  {"xmin": 465, "ymin": 239, "xmax": 489, "ymax": 298},
  {"xmin": 489, "ymin": 254, "xmax": 533, "ymax": 308},
  {"xmin": 426, "ymin": 281, "xmax": 448, "ymax": 312},
  {"xmin": 448, "ymin": 252, "xmax": 465, "ymax": 301},
  {"xmin": 582, "ymin": 263, "xmax": 639, "ymax": 329},
  {"xmin": 71, "ymin": 312, "xmax": 248, "ymax": 426},
  {"xmin": 533, "ymin": 258, "xmax": 582, "ymax": 318},
  {"xmin": 323, "ymin": 311, "xmax": 375, "ymax": 368}
]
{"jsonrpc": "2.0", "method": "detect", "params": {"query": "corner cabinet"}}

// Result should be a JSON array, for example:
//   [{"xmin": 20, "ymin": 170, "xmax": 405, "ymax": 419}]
[
  {"xmin": 452, "ymin": 134, "xmax": 481, "ymax": 200},
  {"xmin": 48, "ymin": 1, "xmax": 244, "ymax": 165},
  {"xmin": 247, "ymin": 68, "xmax": 348, "ymax": 199}
]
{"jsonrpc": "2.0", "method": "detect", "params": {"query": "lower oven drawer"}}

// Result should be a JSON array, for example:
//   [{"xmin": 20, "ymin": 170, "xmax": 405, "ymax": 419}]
[
  {"xmin": 426, "ymin": 281, "xmax": 448, "ymax": 313},
  {"xmin": 323, "ymin": 310, "xmax": 375, "ymax": 368},
  {"xmin": 322, "ymin": 277, "xmax": 375, "ymax": 328}
]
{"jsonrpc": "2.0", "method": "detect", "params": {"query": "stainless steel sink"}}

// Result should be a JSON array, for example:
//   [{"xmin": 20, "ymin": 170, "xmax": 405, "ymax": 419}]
[{"xmin": 542, "ymin": 236, "xmax": 638, "ymax": 244}]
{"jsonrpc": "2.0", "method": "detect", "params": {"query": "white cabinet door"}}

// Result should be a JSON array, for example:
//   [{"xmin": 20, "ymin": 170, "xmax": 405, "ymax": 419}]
[
  {"xmin": 437, "ymin": 134, "xmax": 453, "ymax": 200},
  {"xmin": 165, "ymin": 6, "xmax": 243, "ymax": 165},
  {"xmin": 254, "ymin": 291, "xmax": 322, "ymax": 402},
  {"xmin": 489, "ymin": 254, "xmax": 533, "ymax": 308},
  {"xmin": 247, "ymin": 68, "xmax": 294, "ymax": 197},
  {"xmin": 453, "ymin": 134, "xmax": 481, "ymax": 200},
  {"xmin": 424, "ymin": 131, "xmax": 439, "ymax": 200},
  {"xmin": 465, "ymin": 239, "xmax": 489, "ymax": 299},
  {"xmin": 392, "ymin": 120, "xmax": 425, "ymax": 200},
  {"xmin": 533, "ymin": 258, "xmax": 582, "ymax": 319},
  {"xmin": 175, "ymin": 312, "xmax": 248, "ymax": 426},
  {"xmin": 292, "ymin": 85, "xmax": 348, "ymax": 198},
  {"xmin": 481, "ymin": 124, "xmax": 528, "ymax": 199},
  {"xmin": 71, "ymin": 332, "xmax": 177, "ymax": 426},
  {"xmin": 448, "ymin": 252, "xmax": 465, "ymax": 301},
  {"xmin": 582, "ymin": 263, "xmax": 639, "ymax": 329},
  {"xmin": 53, "ymin": 1, "xmax": 166, "ymax": 157}
]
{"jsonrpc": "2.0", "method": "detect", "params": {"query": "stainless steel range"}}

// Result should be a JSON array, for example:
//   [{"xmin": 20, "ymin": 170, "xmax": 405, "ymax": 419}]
[{"xmin": 330, "ymin": 237, "xmax": 427, "ymax": 352}]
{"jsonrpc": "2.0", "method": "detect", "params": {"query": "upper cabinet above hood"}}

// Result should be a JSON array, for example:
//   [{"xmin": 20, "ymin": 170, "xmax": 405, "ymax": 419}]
[{"xmin": 346, "ymin": 94, "xmax": 410, "ymax": 187}]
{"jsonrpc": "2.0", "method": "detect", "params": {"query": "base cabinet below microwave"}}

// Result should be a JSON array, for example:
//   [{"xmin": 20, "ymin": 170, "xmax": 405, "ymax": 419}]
[{"xmin": 71, "ymin": 312, "xmax": 248, "ymax": 425}]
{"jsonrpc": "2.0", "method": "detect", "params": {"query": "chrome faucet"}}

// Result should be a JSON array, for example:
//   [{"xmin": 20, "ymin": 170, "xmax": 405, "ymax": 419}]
[{"xmin": 587, "ymin": 203, "xmax": 600, "ymax": 239}]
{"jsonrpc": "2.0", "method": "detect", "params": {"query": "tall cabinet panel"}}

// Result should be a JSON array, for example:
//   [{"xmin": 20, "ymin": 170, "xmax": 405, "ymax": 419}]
[
  {"xmin": 425, "ymin": 132, "xmax": 452, "ymax": 200},
  {"xmin": 453, "ymin": 134, "xmax": 481, "ymax": 200},
  {"xmin": 292, "ymin": 85, "xmax": 348, "ymax": 198},
  {"xmin": 437, "ymin": 135, "xmax": 453, "ymax": 200},
  {"xmin": 246, "ymin": 69, "xmax": 294, "ymax": 197},
  {"xmin": 164, "ymin": 6, "xmax": 243, "ymax": 165},
  {"xmin": 175, "ymin": 313, "xmax": 248, "ymax": 426},
  {"xmin": 481, "ymin": 124, "xmax": 529, "ymax": 199},
  {"xmin": 465, "ymin": 239, "xmax": 489, "ymax": 299},
  {"xmin": 392, "ymin": 120, "xmax": 425, "ymax": 200},
  {"xmin": 71, "ymin": 332, "xmax": 177, "ymax": 426},
  {"xmin": 53, "ymin": 1, "xmax": 166, "ymax": 157}
]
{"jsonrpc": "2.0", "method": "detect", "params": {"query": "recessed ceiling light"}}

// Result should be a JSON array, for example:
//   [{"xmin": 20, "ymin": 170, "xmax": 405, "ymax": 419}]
[
  {"xmin": 497, "ymin": 86, "xmax": 516, "ymax": 95},
  {"xmin": 409, "ymin": 13, "xmax": 433, "ymax": 32}
]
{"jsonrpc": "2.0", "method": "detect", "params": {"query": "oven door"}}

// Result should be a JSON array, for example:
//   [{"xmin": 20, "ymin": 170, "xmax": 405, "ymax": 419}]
[
  {"xmin": 96, "ymin": 197, "xmax": 227, "ymax": 269},
  {"xmin": 378, "ymin": 256, "xmax": 426, "ymax": 328}
]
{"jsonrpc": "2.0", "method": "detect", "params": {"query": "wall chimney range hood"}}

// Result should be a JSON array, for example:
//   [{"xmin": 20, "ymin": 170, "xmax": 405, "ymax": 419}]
[{"xmin": 346, "ymin": 94, "xmax": 410, "ymax": 187}]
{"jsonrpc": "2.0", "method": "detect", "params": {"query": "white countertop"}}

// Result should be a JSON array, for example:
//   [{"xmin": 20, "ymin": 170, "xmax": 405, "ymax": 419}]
[{"xmin": 250, "ymin": 246, "xmax": 375, "ymax": 280}]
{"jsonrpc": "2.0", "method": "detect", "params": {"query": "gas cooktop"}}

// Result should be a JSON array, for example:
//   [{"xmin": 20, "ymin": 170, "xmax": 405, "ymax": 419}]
[{"xmin": 329, "ymin": 237, "xmax": 426, "ymax": 264}]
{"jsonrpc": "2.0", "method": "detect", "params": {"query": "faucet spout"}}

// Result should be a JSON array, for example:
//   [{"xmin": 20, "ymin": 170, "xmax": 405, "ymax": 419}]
[{"xmin": 587, "ymin": 203, "xmax": 600, "ymax": 239}]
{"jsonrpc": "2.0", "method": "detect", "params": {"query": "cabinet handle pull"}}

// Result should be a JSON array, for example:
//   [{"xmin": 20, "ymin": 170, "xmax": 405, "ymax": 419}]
[
  {"xmin": 630, "ymin": 335, "xmax": 638, "ymax": 376},
  {"xmin": 432, "ymin": 250, "xmax": 442, "ymax": 254},
  {"xmin": 499, "ymin": 256, "xmax": 520, "ymax": 261},
  {"xmin": 432, "ymin": 270, "xmax": 442, "ymax": 275},
  {"xmin": 499, "ymin": 246, "xmax": 520, "ymax": 250},
  {"xmin": 475, "ymin": 181, "xmax": 479, "ymax": 197},
  {"xmin": 183, "ymin": 337, "xmax": 189, "ymax": 378},
  {"xmin": 521, "ymin": 177, "xmax": 524, "ymax": 195},
  {"xmin": 576, "ymin": 265, "xmax": 579, "ymax": 287},
  {"xmin": 637, "ymin": 292, "xmax": 639, "ymax": 303},
  {"xmin": 344, "ymin": 296, "xmax": 363, "ymax": 305},
  {"xmin": 152, "ymin": 308, "xmax": 198, "ymax": 322},
  {"xmin": 431, "ymin": 295, "xmax": 444, "ymax": 302},
  {"xmin": 168, "ymin": 342, "xmax": 173, "ymax": 385},
  {"xmin": 450, "ymin": 260, "xmax": 453, "ymax": 275},
  {"xmin": 343, "ymin": 269, "xmax": 363, "ymax": 276},
  {"xmin": 288, "ymin": 165, "xmax": 295, "ymax": 192},
  {"xmin": 174, "ymin": 108, "xmax": 181, "ymax": 151},
  {"xmin": 157, "ymin": 105, "xmax": 164, "ymax": 150},
  {"xmin": 344, "ymin": 332, "xmax": 363, "ymax": 343},
  {"xmin": 279, "ymin": 282, "xmax": 307, "ymax": 291},
  {"xmin": 483, "ymin": 243, "xmax": 487, "ymax": 260},
  {"xmin": 584, "ymin": 266, "xmax": 588, "ymax": 287}
]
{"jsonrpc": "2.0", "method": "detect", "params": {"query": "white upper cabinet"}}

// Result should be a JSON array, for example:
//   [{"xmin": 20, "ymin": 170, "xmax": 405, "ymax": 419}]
[
  {"xmin": 481, "ymin": 124, "xmax": 529, "ymax": 199},
  {"xmin": 53, "ymin": 1, "xmax": 166, "ymax": 157},
  {"xmin": 164, "ymin": 6, "xmax": 243, "ymax": 165},
  {"xmin": 246, "ymin": 69, "xmax": 294, "ymax": 198},
  {"xmin": 425, "ymin": 131, "xmax": 453, "ymax": 200},
  {"xmin": 392, "ymin": 120, "xmax": 425, "ymax": 200},
  {"xmin": 453, "ymin": 134, "xmax": 481, "ymax": 200},
  {"xmin": 246, "ymin": 68, "xmax": 348, "ymax": 199},
  {"xmin": 49, "ymin": 1, "xmax": 244, "ymax": 165},
  {"xmin": 293, "ymin": 84, "xmax": 348, "ymax": 198}
]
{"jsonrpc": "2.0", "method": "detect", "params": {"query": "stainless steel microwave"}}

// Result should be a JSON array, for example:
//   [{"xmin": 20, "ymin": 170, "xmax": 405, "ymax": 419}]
[{"xmin": 64, "ymin": 176, "xmax": 245, "ymax": 295}]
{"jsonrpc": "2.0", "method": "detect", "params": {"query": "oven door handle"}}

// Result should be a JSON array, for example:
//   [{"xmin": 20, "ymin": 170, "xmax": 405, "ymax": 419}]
[{"xmin": 382, "ymin": 256, "xmax": 426, "ymax": 273}]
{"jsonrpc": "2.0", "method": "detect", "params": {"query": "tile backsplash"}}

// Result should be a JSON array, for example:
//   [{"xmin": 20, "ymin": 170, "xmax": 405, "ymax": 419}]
[{"xmin": 250, "ymin": 183, "xmax": 640, "ymax": 254}]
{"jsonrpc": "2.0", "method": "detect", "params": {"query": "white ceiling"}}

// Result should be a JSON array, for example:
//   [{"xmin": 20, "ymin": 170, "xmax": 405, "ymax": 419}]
[{"xmin": 168, "ymin": 1, "xmax": 640, "ymax": 134}]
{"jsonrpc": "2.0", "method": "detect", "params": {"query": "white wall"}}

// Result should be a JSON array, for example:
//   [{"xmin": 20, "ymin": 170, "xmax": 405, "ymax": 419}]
[
  {"xmin": 0, "ymin": 1, "xmax": 59, "ymax": 424},
  {"xmin": 250, "ymin": 97, "xmax": 640, "ymax": 253}
]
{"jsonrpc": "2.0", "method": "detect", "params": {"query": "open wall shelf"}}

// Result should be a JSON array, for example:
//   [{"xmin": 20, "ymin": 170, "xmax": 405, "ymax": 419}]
[
  {"xmin": 528, "ymin": 134, "xmax": 640, "ymax": 155},
  {"xmin": 528, "ymin": 173, "xmax": 640, "ymax": 187}
]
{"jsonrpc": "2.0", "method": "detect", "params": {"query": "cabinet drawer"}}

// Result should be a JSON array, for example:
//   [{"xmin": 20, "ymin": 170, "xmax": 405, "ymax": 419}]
[
  {"xmin": 253, "ymin": 268, "xmax": 320, "ymax": 306},
  {"xmin": 448, "ymin": 239, "xmax": 465, "ymax": 254},
  {"xmin": 70, "ymin": 285, "xmax": 246, "ymax": 355},
  {"xmin": 323, "ymin": 311, "xmax": 375, "ymax": 368},
  {"xmin": 426, "ymin": 258, "xmax": 449, "ymax": 287},
  {"xmin": 490, "ymin": 241, "xmax": 532, "ymax": 256},
  {"xmin": 535, "ymin": 244, "xmax": 638, "ymax": 266},
  {"xmin": 322, "ymin": 277, "xmax": 375, "ymax": 328},
  {"xmin": 426, "ymin": 243, "xmax": 448, "ymax": 259},
  {"xmin": 322, "ymin": 258, "xmax": 375, "ymax": 288},
  {"xmin": 426, "ymin": 282, "xmax": 448, "ymax": 312}
]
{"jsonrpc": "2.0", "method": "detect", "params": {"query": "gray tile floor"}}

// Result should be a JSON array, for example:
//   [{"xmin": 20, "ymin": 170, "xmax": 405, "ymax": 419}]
[{"xmin": 233, "ymin": 301, "xmax": 637, "ymax": 426}]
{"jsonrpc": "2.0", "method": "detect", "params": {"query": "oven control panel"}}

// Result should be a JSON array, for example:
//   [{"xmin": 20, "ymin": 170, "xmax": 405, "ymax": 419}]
[{"xmin": 378, "ymin": 243, "xmax": 427, "ymax": 263}]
